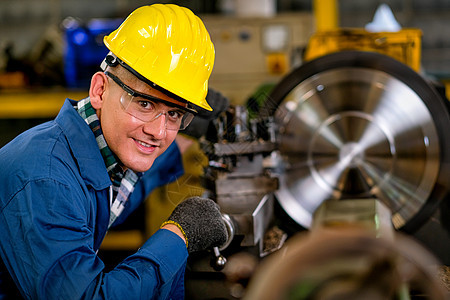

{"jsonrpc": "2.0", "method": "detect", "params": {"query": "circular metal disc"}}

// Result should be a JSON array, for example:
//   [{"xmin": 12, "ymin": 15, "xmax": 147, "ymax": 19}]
[{"xmin": 265, "ymin": 51, "xmax": 450, "ymax": 231}]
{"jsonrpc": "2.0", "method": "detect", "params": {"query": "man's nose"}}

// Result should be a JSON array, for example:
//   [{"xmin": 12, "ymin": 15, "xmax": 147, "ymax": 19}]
[{"xmin": 143, "ymin": 113, "xmax": 167, "ymax": 139}]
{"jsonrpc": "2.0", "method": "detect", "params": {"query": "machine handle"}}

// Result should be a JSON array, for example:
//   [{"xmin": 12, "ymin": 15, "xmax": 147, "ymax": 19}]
[{"xmin": 211, "ymin": 214, "xmax": 235, "ymax": 271}]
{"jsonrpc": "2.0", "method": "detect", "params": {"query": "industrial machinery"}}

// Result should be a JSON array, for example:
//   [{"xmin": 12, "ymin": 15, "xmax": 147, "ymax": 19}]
[
  {"xmin": 245, "ymin": 228, "xmax": 448, "ymax": 299},
  {"xmin": 184, "ymin": 50, "xmax": 450, "ymax": 299},
  {"xmin": 266, "ymin": 50, "xmax": 449, "ymax": 234}
]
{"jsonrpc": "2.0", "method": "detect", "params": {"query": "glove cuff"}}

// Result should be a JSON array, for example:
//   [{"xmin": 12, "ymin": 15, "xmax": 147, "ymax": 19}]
[{"xmin": 161, "ymin": 220, "xmax": 189, "ymax": 249}]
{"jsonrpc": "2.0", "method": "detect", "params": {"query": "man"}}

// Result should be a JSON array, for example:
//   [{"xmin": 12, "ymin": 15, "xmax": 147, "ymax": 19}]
[{"xmin": 0, "ymin": 4, "xmax": 228, "ymax": 299}]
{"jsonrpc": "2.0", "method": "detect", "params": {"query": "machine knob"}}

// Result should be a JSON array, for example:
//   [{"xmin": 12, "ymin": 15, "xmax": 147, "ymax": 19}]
[
  {"xmin": 212, "ymin": 247, "xmax": 227, "ymax": 271},
  {"xmin": 210, "ymin": 214, "xmax": 234, "ymax": 271}
]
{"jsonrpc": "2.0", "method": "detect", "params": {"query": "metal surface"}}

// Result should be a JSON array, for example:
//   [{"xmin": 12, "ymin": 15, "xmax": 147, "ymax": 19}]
[
  {"xmin": 265, "ymin": 51, "xmax": 450, "ymax": 231},
  {"xmin": 219, "ymin": 214, "xmax": 235, "ymax": 251},
  {"xmin": 245, "ymin": 229, "xmax": 448, "ymax": 300},
  {"xmin": 312, "ymin": 199, "xmax": 395, "ymax": 241}
]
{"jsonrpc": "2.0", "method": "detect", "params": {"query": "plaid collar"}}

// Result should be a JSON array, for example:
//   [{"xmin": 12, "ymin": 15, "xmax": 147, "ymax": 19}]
[
  {"xmin": 76, "ymin": 97, "xmax": 118, "ymax": 172},
  {"xmin": 76, "ymin": 98, "xmax": 142, "ymax": 227}
]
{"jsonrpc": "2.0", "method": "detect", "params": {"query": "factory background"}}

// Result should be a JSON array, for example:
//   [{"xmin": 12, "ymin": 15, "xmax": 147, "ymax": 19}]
[
  {"xmin": 1, "ymin": 1, "xmax": 449, "ymax": 298},
  {"xmin": 1, "ymin": 0, "xmax": 450, "ymax": 88}
]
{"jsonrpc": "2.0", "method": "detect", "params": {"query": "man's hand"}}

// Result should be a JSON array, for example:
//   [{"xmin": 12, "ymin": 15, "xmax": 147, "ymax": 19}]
[{"xmin": 162, "ymin": 197, "xmax": 228, "ymax": 253}]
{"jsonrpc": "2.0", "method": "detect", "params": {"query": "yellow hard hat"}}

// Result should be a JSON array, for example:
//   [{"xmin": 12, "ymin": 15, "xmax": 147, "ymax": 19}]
[{"xmin": 103, "ymin": 4, "xmax": 215, "ymax": 111}]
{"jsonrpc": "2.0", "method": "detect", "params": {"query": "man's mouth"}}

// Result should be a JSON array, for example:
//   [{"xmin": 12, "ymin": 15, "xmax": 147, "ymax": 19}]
[
  {"xmin": 134, "ymin": 139, "xmax": 159, "ymax": 153},
  {"xmin": 137, "ymin": 140, "xmax": 153, "ymax": 148}
]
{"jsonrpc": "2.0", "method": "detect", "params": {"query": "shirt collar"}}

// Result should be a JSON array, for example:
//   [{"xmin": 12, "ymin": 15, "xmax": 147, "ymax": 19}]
[{"xmin": 76, "ymin": 97, "xmax": 120, "ymax": 173}]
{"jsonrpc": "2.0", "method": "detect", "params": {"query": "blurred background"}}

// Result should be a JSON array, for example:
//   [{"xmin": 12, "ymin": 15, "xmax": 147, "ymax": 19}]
[
  {"xmin": 2, "ymin": 0, "xmax": 450, "ymax": 145},
  {"xmin": 1, "ymin": 0, "xmax": 449, "ymax": 92},
  {"xmin": 1, "ymin": 1, "xmax": 449, "ymax": 298}
]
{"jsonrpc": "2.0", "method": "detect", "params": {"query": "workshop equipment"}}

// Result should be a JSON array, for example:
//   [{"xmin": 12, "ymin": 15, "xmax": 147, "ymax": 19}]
[
  {"xmin": 265, "ymin": 50, "xmax": 449, "ymax": 234},
  {"xmin": 304, "ymin": 28, "xmax": 422, "ymax": 72},
  {"xmin": 245, "ymin": 228, "xmax": 448, "ymax": 300},
  {"xmin": 185, "ymin": 50, "xmax": 450, "ymax": 299}
]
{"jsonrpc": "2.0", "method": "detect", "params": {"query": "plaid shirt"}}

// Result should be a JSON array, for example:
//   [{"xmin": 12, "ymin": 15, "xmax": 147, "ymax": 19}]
[{"xmin": 76, "ymin": 98, "xmax": 142, "ymax": 228}]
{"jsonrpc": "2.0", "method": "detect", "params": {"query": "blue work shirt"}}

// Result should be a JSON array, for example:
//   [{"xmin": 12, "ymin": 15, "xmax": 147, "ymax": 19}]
[{"xmin": 0, "ymin": 99, "xmax": 188, "ymax": 299}]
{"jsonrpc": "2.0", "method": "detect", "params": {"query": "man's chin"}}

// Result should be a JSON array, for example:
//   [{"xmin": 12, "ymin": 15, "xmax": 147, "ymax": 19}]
[
  {"xmin": 121, "ymin": 157, "xmax": 155, "ymax": 173},
  {"xmin": 118, "ymin": 148, "xmax": 163, "ymax": 172}
]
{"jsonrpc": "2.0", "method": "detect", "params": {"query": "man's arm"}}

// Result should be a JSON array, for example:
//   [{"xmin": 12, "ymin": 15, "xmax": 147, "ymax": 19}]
[
  {"xmin": 161, "ymin": 223, "xmax": 187, "ymax": 244},
  {"xmin": 0, "ymin": 179, "xmax": 188, "ymax": 299}
]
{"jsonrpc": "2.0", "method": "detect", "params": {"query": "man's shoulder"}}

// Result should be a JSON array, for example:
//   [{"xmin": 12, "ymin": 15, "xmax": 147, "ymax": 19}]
[
  {"xmin": 0, "ymin": 120, "xmax": 63, "ymax": 165},
  {"xmin": 1, "ymin": 120, "xmax": 75, "ymax": 173},
  {"xmin": 0, "ymin": 121, "xmax": 76, "ymax": 206}
]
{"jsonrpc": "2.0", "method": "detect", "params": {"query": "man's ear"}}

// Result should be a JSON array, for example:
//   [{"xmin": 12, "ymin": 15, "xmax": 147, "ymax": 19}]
[{"xmin": 89, "ymin": 72, "xmax": 108, "ymax": 109}]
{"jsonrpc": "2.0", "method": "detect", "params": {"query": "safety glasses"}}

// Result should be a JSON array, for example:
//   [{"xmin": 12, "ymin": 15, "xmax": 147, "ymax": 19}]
[{"xmin": 105, "ymin": 71, "xmax": 195, "ymax": 130}]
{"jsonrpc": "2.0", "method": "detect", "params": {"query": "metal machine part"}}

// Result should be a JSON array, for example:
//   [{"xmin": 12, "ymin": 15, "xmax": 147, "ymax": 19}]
[
  {"xmin": 185, "ymin": 107, "xmax": 282, "ymax": 299},
  {"xmin": 211, "ymin": 214, "xmax": 235, "ymax": 271},
  {"xmin": 245, "ymin": 228, "xmax": 448, "ymax": 300},
  {"xmin": 202, "ymin": 106, "xmax": 280, "ymax": 253},
  {"xmin": 263, "ymin": 50, "xmax": 450, "ymax": 232},
  {"xmin": 312, "ymin": 198, "xmax": 395, "ymax": 241},
  {"xmin": 186, "ymin": 50, "xmax": 449, "ymax": 299}
]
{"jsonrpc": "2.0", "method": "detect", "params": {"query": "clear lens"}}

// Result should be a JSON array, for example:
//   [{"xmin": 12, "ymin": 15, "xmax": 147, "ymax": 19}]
[
  {"xmin": 179, "ymin": 111, "xmax": 194, "ymax": 130},
  {"xmin": 119, "ymin": 92, "xmax": 194, "ymax": 130}
]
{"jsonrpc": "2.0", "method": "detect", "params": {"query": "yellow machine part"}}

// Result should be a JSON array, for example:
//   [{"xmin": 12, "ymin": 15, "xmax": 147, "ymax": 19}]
[
  {"xmin": 304, "ymin": 28, "xmax": 422, "ymax": 72},
  {"xmin": 441, "ymin": 79, "xmax": 450, "ymax": 101},
  {"xmin": 0, "ymin": 90, "xmax": 87, "ymax": 118},
  {"xmin": 313, "ymin": 0, "xmax": 339, "ymax": 31}
]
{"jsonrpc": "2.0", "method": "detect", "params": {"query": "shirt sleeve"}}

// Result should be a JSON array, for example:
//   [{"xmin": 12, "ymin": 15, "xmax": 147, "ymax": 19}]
[{"xmin": 0, "ymin": 179, "xmax": 188, "ymax": 300}]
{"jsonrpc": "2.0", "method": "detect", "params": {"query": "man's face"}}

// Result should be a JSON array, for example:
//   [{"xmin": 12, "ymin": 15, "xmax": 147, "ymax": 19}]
[{"xmin": 95, "ymin": 72, "xmax": 182, "ymax": 173}]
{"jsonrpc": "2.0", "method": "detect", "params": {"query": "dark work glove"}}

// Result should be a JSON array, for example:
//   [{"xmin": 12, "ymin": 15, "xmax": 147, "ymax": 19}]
[
  {"xmin": 163, "ymin": 197, "xmax": 228, "ymax": 253},
  {"xmin": 182, "ymin": 89, "xmax": 230, "ymax": 139}
]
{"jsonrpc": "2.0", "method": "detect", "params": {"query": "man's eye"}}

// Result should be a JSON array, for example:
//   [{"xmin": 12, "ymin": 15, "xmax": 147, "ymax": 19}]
[
  {"xmin": 137, "ymin": 100, "xmax": 155, "ymax": 110},
  {"xmin": 168, "ymin": 110, "xmax": 184, "ymax": 120}
]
